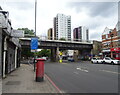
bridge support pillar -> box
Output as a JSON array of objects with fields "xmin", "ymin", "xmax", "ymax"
[
  {"xmin": 56, "ymin": 47, "xmax": 59, "ymax": 62},
  {"xmin": 51, "ymin": 47, "xmax": 59, "ymax": 62},
  {"xmin": 73, "ymin": 50, "xmax": 78, "ymax": 61},
  {"xmin": 51, "ymin": 49, "xmax": 56, "ymax": 62},
  {"xmin": 78, "ymin": 50, "xmax": 91, "ymax": 60}
]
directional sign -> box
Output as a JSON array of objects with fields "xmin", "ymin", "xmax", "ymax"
[
  {"xmin": 59, "ymin": 52, "xmax": 62, "ymax": 56},
  {"xmin": 31, "ymin": 38, "xmax": 38, "ymax": 50}
]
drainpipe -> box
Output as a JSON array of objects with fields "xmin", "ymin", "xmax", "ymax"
[
  {"xmin": 3, "ymin": 36, "xmax": 7, "ymax": 78},
  {"xmin": 15, "ymin": 46, "xmax": 18, "ymax": 69}
]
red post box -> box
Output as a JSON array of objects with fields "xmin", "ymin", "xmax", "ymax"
[{"xmin": 36, "ymin": 59, "xmax": 45, "ymax": 82}]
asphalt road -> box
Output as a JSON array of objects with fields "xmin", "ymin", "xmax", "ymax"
[{"xmin": 45, "ymin": 61, "xmax": 119, "ymax": 93}]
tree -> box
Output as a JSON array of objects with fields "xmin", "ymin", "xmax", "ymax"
[
  {"xmin": 37, "ymin": 49, "xmax": 51, "ymax": 57},
  {"xmin": 21, "ymin": 48, "xmax": 34, "ymax": 59},
  {"xmin": 19, "ymin": 28, "xmax": 35, "ymax": 59},
  {"xmin": 18, "ymin": 28, "xmax": 34, "ymax": 35},
  {"xmin": 59, "ymin": 37, "xmax": 66, "ymax": 41}
]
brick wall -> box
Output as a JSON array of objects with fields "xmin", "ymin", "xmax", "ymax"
[{"xmin": 102, "ymin": 28, "xmax": 120, "ymax": 50}]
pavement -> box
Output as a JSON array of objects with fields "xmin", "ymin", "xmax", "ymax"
[{"xmin": 2, "ymin": 63, "xmax": 61, "ymax": 94}]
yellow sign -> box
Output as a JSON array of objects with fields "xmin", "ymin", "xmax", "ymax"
[{"xmin": 60, "ymin": 52, "xmax": 62, "ymax": 55}]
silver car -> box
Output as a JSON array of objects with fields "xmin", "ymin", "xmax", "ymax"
[
  {"xmin": 91, "ymin": 57, "xmax": 103, "ymax": 64},
  {"xmin": 103, "ymin": 57, "xmax": 120, "ymax": 65}
]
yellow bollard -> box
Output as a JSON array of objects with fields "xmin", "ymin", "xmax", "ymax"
[{"xmin": 59, "ymin": 59, "xmax": 62, "ymax": 63}]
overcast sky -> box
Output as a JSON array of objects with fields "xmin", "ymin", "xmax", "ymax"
[{"xmin": 0, "ymin": 0, "xmax": 119, "ymax": 41}]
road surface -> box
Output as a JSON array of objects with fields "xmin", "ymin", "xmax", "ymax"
[{"xmin": 45, "ymin": 61, "xmax": 119, "ymax": 93}]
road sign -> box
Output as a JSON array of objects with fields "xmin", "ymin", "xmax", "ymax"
[
  {"xmin": 31, "ymin": 38, "xmax": 38, "ymax": 50},
  {"xmin": 59, "ymin": 52, "xmax": 62, "ymax": 56}
]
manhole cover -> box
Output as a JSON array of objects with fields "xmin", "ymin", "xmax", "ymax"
[{"xmin": 5, "ymin": 81, "xmax": 21, "ymax": 85}]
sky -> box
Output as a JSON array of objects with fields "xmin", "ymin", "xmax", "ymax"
[{"xmin": 0, "ymin": 0, "xmax": 119, "ymax": 41}]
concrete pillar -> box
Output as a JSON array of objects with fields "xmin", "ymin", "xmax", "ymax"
[
  {"xmin": 51, "ymin": 47, "xmax": 59, "ymax": 62},
  {"xmin": 78, "ymin": 50, "xmax": 82, "ymax": 60},
  {"xmin": 73, "ymin": 50, "xmax": 78, "ymax": 61},
  {"xmin": 56, "ymin": 47, "xmax": 59, "ymax": 62},
  {"xmin": 51, "ymin": 48, "xmax": 56, "ymax": 62},
  {"xmin": 78, "ymin": 50, "xmax": 86, "ymax": 60}
]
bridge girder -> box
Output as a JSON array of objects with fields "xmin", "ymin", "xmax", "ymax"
[{"xmin": 20, "ymin": 39, "xmax": 93, "ymax": 50}]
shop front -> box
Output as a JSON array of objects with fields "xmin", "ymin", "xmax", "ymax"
[
  {"xmin": 111, "ymin": 48, "xmax": 120, "ymax": 60},
  {"xmin": 102, "ymin": 49, "xmax": 111, "ymax": 58}
]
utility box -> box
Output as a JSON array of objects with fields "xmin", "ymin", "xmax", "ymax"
[{"xmin": 36, "ymin": 59, "xmax": 45, "ymax": 82}]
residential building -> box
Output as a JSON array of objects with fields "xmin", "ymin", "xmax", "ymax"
[
  {"xmin": 53, "ymin": 17, "xmax": 56, "ymax": 40},
  {"xmin": 102, "ymin": 22, "xmax": 120, "ymax": 60},
  {"xmin": 53, "ymin": 13, "xmax": 71, "ymax": 40},
  {"xmin": 47, "ymin": 28, "xmax": 53, "ymax": 40},
  {"xmin": 73, "ymin": 26, "xmax": 89, "ymax": 42}
]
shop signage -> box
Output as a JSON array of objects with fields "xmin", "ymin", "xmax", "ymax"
[{"xmin": 111, "ymin": 48, "xmax": 120, "ymax": 51}]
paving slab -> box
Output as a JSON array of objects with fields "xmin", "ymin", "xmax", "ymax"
[{"xmin": 2, "ymin": 64, "xmax": 60, "ymax": 94}]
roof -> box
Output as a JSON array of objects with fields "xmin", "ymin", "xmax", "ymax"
[{"xmin": 102, "ymin": 27, "xmax": 112, "ymax": 35}]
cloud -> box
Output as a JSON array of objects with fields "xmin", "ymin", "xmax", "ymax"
[
  {"xmin": 6, "ymin": 2, "xmax": 34, "ymax": 10},
  {"xmin": 67, "ymin": 2, "xmax": 118, "ymax": 18},
  {"xmin": 66, "ymin": 2, "xmax": 118, "ymax": 41},
  {"xmin": 0, "ymin": 1, "xmax": 118, "ymax": 41}
]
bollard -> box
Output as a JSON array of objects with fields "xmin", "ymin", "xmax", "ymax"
[{"xmin": 36, "ymin": 59, "xmax": 45, "ymax": 82}]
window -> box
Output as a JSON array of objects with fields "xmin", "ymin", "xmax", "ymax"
[
  {"xmin": 106, "ymin": 34, "xmax": 108, "ymax": 39},
  {"xmin": 105, "ymin": 57, "xmax": 110, "ymax": 60}
]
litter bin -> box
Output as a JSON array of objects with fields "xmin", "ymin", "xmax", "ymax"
[{"xmin": 36, "ymin": 59, "xmax": 45, "ymax": 82}]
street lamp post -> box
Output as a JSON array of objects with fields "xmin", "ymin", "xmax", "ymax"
[
  {"xmin": 33, "ymin": 0, "xmax": 37, "ymax": 72},
  {"xmin": 35, "ymin": 0, "xmax": 37, "ymax": 37}
]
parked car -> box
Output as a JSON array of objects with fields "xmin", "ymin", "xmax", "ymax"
[
  {"xmin": 103, "ymin": 57, "xmax": 120, "ymax": 65},
  {"xmin": 91, "ymin": 57, "xmax": 103, "ymax": 64},
  {"xmin": 68, "ymin": 56, "xmax": 74, "ymax": 62}
]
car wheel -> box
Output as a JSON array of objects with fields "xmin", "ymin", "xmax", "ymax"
[
  {"xmin": 102, "ymin": 61, "xmax": 105, "ymax": 64},
  {"xmin": 97, "ymin": 61, "xmax": 98, "ymax": 64},
  {"xmin": 111, "ymin": 61, "xmax": 114, "ymax": 65}
]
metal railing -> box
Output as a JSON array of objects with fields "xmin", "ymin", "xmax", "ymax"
[{"xmin": 37, "ymin": 35, "xmax": 93, "ymax": 43}]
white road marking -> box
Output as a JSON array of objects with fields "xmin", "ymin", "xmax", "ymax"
[
  {"xmin": 76, "ymin": 67, "xmax": 80, "ymax": 70},
  {"xmin": 74, "ymin": 72, "xmax": 79, "ymax": 74},
  {"xmin": 76, "ymin": 67, "xmax": 89, "ymax": 73},
  {"xmin": 100, "ymin": 70, "xmax": 120, "ymax": 74}
]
